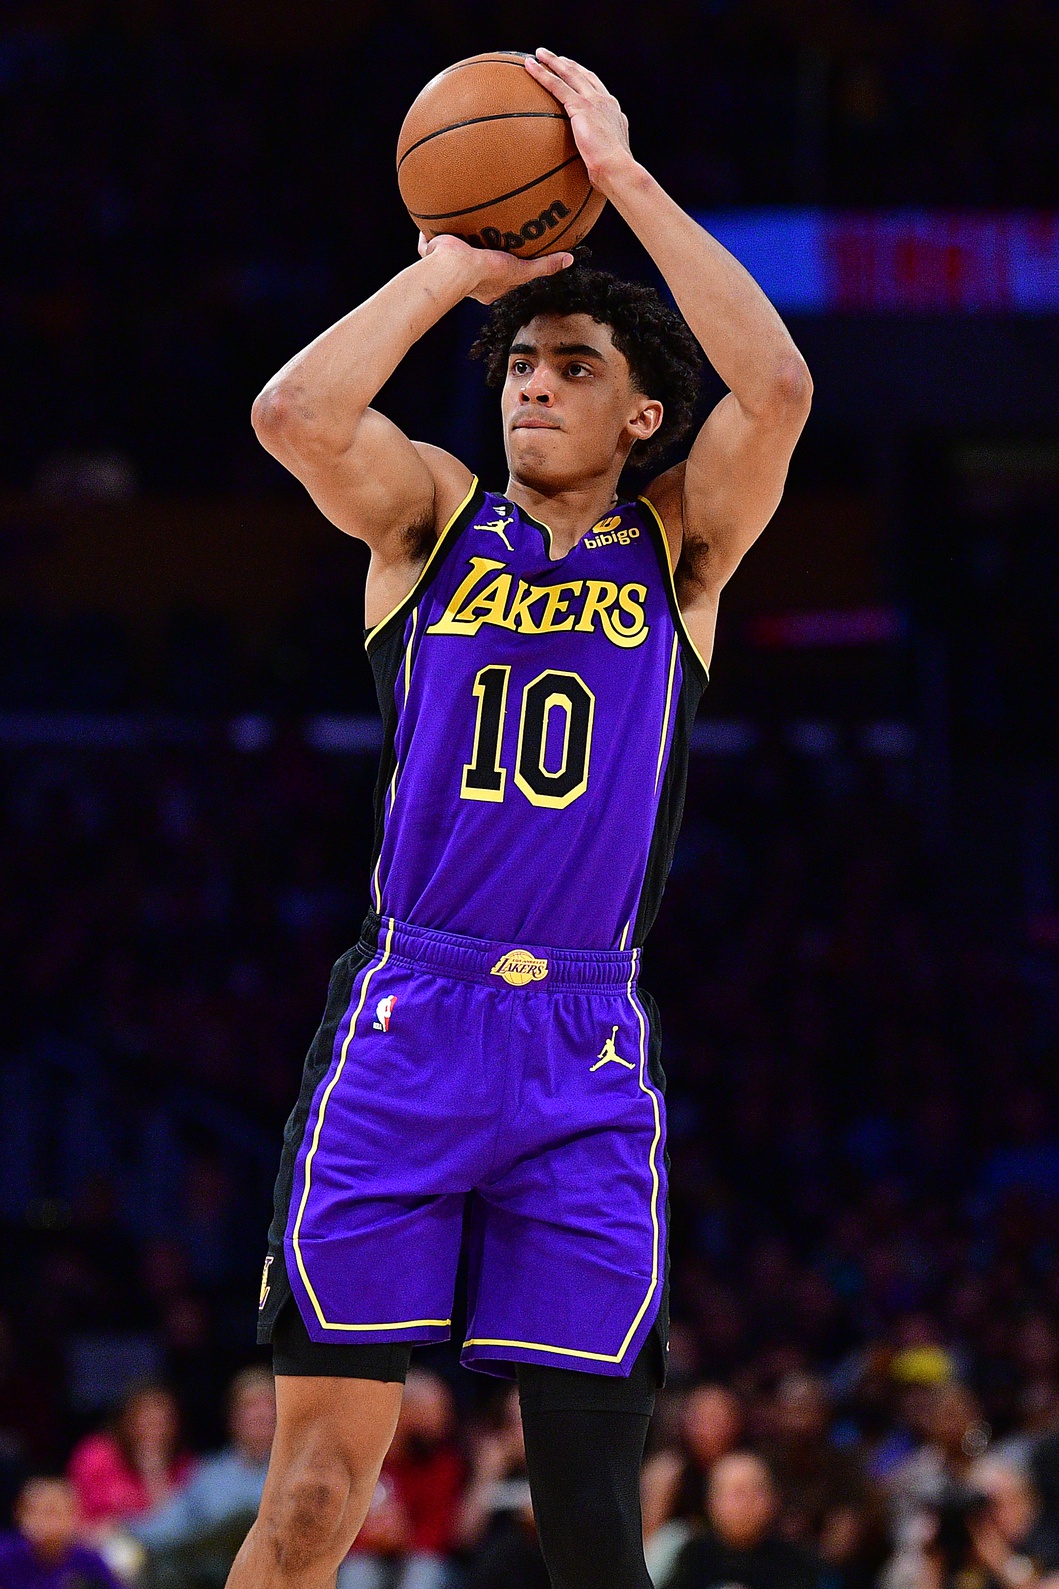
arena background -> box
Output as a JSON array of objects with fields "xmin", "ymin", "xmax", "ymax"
[{"xmin": 3, "ymin": 4, "xmax": 1059, "ymax": 1587}]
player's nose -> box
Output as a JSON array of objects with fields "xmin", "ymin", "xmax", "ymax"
[{"xmin": 519, "ymin": 366, "xmax": 555, "ymax": 404}]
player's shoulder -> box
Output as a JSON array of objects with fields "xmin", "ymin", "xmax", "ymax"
[
  {"xmin": 410, "ymin": 442, "xmax": 478, "ymax": 539},
  {"xmin": 638, "ymin": 460, "xmax": 686, "ymax": 569}
]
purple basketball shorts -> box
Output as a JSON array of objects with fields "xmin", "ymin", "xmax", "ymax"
[{"xmin": 270, "ymin": 913, "xmax": 668, "ymax": 1378}]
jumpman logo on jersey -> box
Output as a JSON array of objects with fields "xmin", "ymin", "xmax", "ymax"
[
  {"xmin": 590, "ymin": 1026, "xmax": 635, "ymax": 1072},
  {"xmin": 479, "ymin": 506, "xmax": 514, "ymax": 551}
]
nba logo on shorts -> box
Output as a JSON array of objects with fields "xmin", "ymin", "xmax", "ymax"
[{"xmin": 374, "ymin": 995, "xmax": 397, "ymax": 1032}]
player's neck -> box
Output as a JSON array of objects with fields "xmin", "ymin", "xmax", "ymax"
[{"xmin": 504, "ymin": 474, "xmax": 623, "ymax": 559}]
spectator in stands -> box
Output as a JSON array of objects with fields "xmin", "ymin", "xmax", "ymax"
[
  {"xmin": 337, "ymin": 1470, "xmax": 411, "ymax": 1589},
  {"xmin": 762, "ymin": 1372, "xmax": 884, "ymax": 1586},
  {"xmin": 967, "ymin": 1455, "xmax": 1049, "ymax": 1584},
  {"xmin": 68, "ymin": 1383, "xmax": 191, "ymax": 1537},
  {"xmin": 0, "ymin": 1475, "xmax": 122, "ymax": 1589},
  {"xmin": 666, "ymin": 1450, "xmax": 822, "ymax": 1589},
  {"xmin": 388, "ymin": 1370, "xmax": 463, "ymax": 1574},
  {"xmin": 880, "ymin": 1451, "xmax": 1051, "ymax": 1589},
  {"xmin": 463, "ymin": 1496, "xmax": 548, "ymax": 1589},
  {"xmin": 130, "ymin": 1366, "xmax": 274, "ymax": 1583},
  {"xmin": 642, "ymin": 1384, "xmax": 743, "ymax": 1584},
  {"xmin": 868, "ymin": 1345, "xmax": 961, "ymax": 1484},
  {"xmin": 889, "ymin": 1383, "xmax": 991, "ymax": 1526},
  {"xmin": 457, "ymin": 1387, "xmax": 544, "ymax": 1586},
  {"xmin": 341, "ymin": 1368, "xmax": 463, "ymax": 1589},
  {"xmin": 1028, "ymin": 1427, "xmax": 1059, "ymax": 1573}
]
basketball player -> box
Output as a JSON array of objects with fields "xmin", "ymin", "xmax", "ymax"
[{"xmin": 235, "ymin": 47, "xmax": 810, "ymax": 1589}]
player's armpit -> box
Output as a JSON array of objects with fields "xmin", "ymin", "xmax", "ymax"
[
  {"xmin": 362, "ymin": 440, "xmax": 476, "ymax": 631},
  {"xmin": 641, "ymin": 463, "xmax": 720, "ymax": 672}
]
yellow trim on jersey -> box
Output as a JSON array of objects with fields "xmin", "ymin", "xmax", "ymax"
[
  {"xmin": 365, "ymin": 476, "xmax": 479, "ymax": 649},
  {"xmin": 636, "ymin": 494, "xmax": 711, "ymax": 681},
  {"xmin": 655, "ymin": 632, "xmax": 680, "ymax": 792},
  {"xmin": 403, "ymin": 604, "xmax": 418, "ymax": 699},
  {"xmin": 291, "ymin": 918, "xmax": 453, "ymax": 1333},
  {"xmin": 463, "ymin": 949, "xmax": 663, "ymax": 1367}
]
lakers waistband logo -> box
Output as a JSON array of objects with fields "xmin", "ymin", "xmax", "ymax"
[
  {"xmin": 590, "ymin": 1025, "xmax": 636, "ymax": 1071},
  {"xmin": 491, "ymin": 949, "xmax": 549, "ymax": 987}
]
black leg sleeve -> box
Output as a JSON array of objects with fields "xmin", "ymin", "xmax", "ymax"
[{"xmin": 518, "ymin": 1402, "xmax": 654, "ymax": 1589}]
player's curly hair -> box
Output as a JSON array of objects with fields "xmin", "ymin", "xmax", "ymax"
[{"xmin": 469, "ymin": 263, "xmax": 703, "ymax": 467}]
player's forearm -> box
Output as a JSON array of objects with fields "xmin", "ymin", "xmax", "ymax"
[
  {"xmin": 604, "ymin": 162, "xmax": 811, "ymax": 417},
  {"xmin": 252, "ymin": 249, "xmax": 480, "ymax": 455}
]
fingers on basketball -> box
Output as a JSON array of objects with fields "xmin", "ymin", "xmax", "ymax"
[{"xmin": 533, "ymin": 49, "xmax": 609, "ymax": 100}]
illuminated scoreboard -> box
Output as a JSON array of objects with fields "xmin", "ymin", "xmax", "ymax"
[{"xmin": 695, "ymin": 211, "xmax": 1059, "ymax": 313}]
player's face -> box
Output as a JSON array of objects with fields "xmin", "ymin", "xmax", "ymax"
[{"xmin": 501, "ymin": 314, "xmax": 662, "ymax": 489}]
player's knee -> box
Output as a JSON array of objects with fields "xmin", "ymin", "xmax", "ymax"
[
  {"xmin": 545, "ymin": 1497, "xmax": 643, "ymax": 1576},
  {"xmin": 268, "ymin": 1457, "xmax": 353, "ymax": 1572}
]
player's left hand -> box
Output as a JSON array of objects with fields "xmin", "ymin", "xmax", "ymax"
[{"xmin": 524, "ymin": 48, "xmax": 635, "ymax": 198}]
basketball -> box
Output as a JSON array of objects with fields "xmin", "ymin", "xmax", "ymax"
[{"xmin": 397, "ymin": 51, "xmax": 606, "ymax": 258}]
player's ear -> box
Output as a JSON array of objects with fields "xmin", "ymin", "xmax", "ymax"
[{"xmin": 628, "ymin": 398, "xmax": 663, "ymax": 444}]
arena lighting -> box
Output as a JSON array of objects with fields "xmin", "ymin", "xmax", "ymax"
[
  {"xmin": 748, "ymin": 606, "xmax": 906, "ymax": 647},
  {"xmin": 694, "ymin": 210, "xmax": 1059, "ymax": 312}
]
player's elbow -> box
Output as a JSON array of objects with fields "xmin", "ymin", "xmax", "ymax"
[
  {"xmin": 251, "ymin": 381, "xmax": 303, "ymax": 451},
  {"xmin": 763, "ymin": 353, "xmax": 813, "ymax": 421},
  {"xmin": 252, "ymin": 379, "xmax": 360, "ymax": 469}
]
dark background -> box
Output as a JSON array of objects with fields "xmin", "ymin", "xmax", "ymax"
[{"xmin": 2, "ymin": 0, "xmax": 1059, "ymax": 1566}]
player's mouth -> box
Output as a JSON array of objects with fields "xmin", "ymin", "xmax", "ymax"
[{"xmin": 512, "ymin": 416, "xmax": 562, "ymax": 430}]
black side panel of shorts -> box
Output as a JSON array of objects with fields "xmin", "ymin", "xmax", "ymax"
[
  {"xmin": 272, "ymin": 1299, "xmax": 412, "ymax": 1382},
  {"xmin": 256, "ymin": 926, "xmax": 378, "ymax": 1345},
  {"xmin": 517, "ymin": 1331, "xmax": 663, "ymax": 1415},
  {"xmin": 639, "ymin": 981, "xmax": 670, "ymax": 1387}
]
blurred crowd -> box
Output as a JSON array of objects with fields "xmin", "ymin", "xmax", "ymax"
[
  {"xmin": 0, "ymin": 731, "xmax": 1058, "ymax": 1586},
  {"xmin": 14, "ymin": 1324, "xmax": 1059, "ymax": 1588},
  {"xmin": 5, "ymin": 0, "xmax": 1059, "ymax": 493}
]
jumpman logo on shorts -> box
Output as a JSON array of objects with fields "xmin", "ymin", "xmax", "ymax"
[
  {"xmin": 479, "ymin": 508, "xmax": 514, "ymax": 551},
  {"xmin": 590, "ymin": 1026, "xmax": 635, "ymax": 1072}
]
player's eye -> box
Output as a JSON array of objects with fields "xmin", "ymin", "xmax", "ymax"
[
  {"xmin": 567, "ymin": 363, "xmax": 590, "ymax": 377},
  {"xmin": 511, "ymin": 359, "xmax": 532, "ymax": 375}
]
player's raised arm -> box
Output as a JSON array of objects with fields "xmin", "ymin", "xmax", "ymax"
[
  {"xmin": 525, "ymin": 49, "xmax": 813, "ymax": 655},
  {"xmin": 251, "ymin": 239, "xmax": 571, "ymax": 620}
]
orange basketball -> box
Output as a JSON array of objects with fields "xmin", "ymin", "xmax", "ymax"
[{"xmin": 397, "ymin": 51, "xmax": 606, "ymax": 259}]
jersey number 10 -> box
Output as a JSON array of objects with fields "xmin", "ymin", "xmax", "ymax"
[{"xmin": 461, "ymin": 666, "xmax": 596, "ymax": 811}]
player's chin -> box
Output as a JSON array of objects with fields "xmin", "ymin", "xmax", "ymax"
[{"xmin": 509, "ymin": 430, "xmax": 573, "ymax": 478}]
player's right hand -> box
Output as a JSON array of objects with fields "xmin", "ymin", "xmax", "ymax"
[{"xmin": 418, "ymin": 231, "xmax": 572, "ymax": 305}]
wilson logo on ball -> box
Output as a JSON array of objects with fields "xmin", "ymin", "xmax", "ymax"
[{"xmin": 455, "ymin": 199, "xmax": 571, "ymax": 254}]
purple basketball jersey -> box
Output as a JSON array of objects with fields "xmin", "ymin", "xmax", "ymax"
[{"xmin": 364, "ymin": 483, "xmax": 708, "ymax": 950}]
